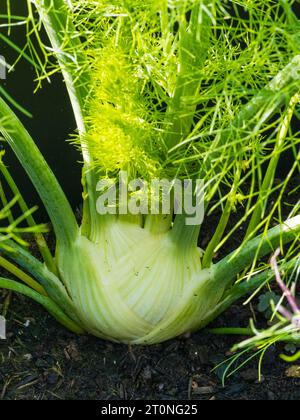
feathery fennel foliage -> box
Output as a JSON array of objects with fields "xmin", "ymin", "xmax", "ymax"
[
  {"xmin": 0, "ymin": 0, "xmax": 299, "ymax": 344},
  {"xmin": 212, "ymin": 249, "xmax": 300, "ymax": 383}
]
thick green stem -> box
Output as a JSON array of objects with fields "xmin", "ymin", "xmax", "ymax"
[
  {"xmin": 202, "ymin": 199, "xmax": 232, "ymax": 268},
  {"xmin": 171, "ymin": 214, "xmax": 200, "ymax": 251},
  {"xmin": 200, "ymin": 269, "xmax": 273, "ymax": 330},
  {"xmin": 208, "ymin": 327, "xmax": 255, "ymax": 336},
  {"xmin": 0, "ymin": 236, "xmax": 83, "ymax": 327},
  {"xmin": 32, "ymin": 0, "xmax": 99, "ymax": 236},
  {"xmin": 0, "ymin": 255, "xmax": 46, "ymax": 295},
  {"xmin": 214, "ymin": 216, "xmax": 300, "ymax": 286},
  {"xmin": 32, "ymin": 0, "xmax": 88, "ymax": 131},
  {"xmin": 0, "ymin": 277, "xmax": 84, "ymax": 334},
  {"xmin": 165, "ymin": 1, "xmax": 213, "ymax": 149},
  {"xmin": 144, "ymin": 214, "xmax": 173, "ymax": 235},
  {"xmin": 0, "ymin": 97, "xmax": 78, "ymax": 245}
]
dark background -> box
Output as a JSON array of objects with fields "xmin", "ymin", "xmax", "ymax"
[
  {"xmin": 0, "ymin": 3, "xmax": 298, "ymax": 222},
  {"xmin": 0, "ymin": 2, "xmax": 81, "ymax": 221}
]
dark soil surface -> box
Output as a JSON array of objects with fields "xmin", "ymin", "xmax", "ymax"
[{"xmin": 1, "ymin": 292, "xmax": 300, "ymax": 401}]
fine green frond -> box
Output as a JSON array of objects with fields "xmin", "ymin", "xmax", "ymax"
[
  {"xmin": 5, "ymin": 2, "xmax": 300, "ymax": 183},
  {"xmin": 212, "ymin": 253, "xmax": 300, "ymax": 382},
  {"xmin": 0, "ymin": 194, "xmax": 47, "ymax": 247},
  {"xmin": 0, "ymin": 151, "xmax": 57, "ymax": 272}
]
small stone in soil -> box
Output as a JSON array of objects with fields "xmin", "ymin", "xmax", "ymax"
[
  {"xmin": 192, "ymin": 386, "xmax": 215, "ymax": 395},
  {"xmin": 286, "ymin": 365, "xmax": 300, "ymax": 378}
]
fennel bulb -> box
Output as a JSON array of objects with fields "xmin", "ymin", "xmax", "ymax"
[
  {"xmin": 0, "ymin": 0, "xmax": 299, "ymax": 345},
  {"xmin": 58, "ymin": 223, "xmax": 215, "ymax": 344}
]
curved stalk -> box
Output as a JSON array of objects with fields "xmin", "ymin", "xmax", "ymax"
[
  {"xmin": 0, "ymin": 256, "xmax": 46, "ymax": 295},
  {"xmin": 0, "ymin": 86, "xmax": 33, "ymax": 118},
  {"xmin": 32, "ymin": 0, "xmax": 99, "ymax": 235},
  {"xmin": 215, "ymin": 216, "xmax": 300, "ymax": 287},
  {"xmin": 0, "ymin": 181, "xmax": 14, "ymax": 225},
  {"xmin": 206, "ymin": 254, "xmax": 300, "ymax": 330},
  {"xmin": 171, "ymin": 215, "xmax": 201, "ymax": 251},
  {"xmin": 0, "ymin": 277, "xmax": 84, "ymax": 334},
  {"xmin": 0, "ymin": 96, "xmax": 78, "ymax": 245},
  {"xmin": 202, "ymin": 270, "xmax": 272, "ymax": 330},
  {"xmin": 0, "ymin": 236, "xmax": 83, "ymax": 327},
  {"xmin": 194, "ymin": 57, "xmax": 300, "ymax": 251},
  {"xmin": 202, "ymin": 168, "xmax": 241, "ymax": 268}
]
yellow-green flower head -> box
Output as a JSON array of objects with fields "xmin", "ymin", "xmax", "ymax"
[{"xmin": 84, "ymin": 45, "xmax": 165, "ymax": 180}]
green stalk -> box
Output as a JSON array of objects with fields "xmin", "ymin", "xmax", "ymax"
[
  {"xmin": 246, "ymin": 94, "xmax": 299, "ymax": 238},
  {"xmin": 32, "ymin": 0, "xmax": 99, "ymax": 235},
  {"xmin": 0, "ymin": 160, "xmax": 57, "ymax": 273},
  {"xmin": 0, "ymin": 277, "xmax": 84, "ymax": 334},
  {"xmin": 279, "ymin": 0, "xmax": 299, "ymax": 24},
  {"xmin": 0, "ymin": 236, "xmax": 84, "ymax": 327},
  {"xmin": 0, "ymin": 256, "xmax": 46, "ymax": 295},
  {"xmin": 165, "ymin": 1, "xmax": 213, "ymax": 149},
  {"xmin": 0, "ymin": 181, "xmax": 14, "ymax": 225},
  {"xmin": 0, "ymin": 97, "xmax": 78, "ymax": 245},
  {"xmin": 144, "ymin": 214, "xmax": 173, "ymax": 235},
  {"xmin": 0, "ymin": 32, "xmax": 41, "ymax": 70},
  {"xmin": 214, "ymin": 216, "xmax": 300, "ymax": 287},
  {"xmin": 200, "ymin": 269, "xmax": 273, "ymax": 330},
  {"xmin": 0, "ymin": 86, "xmax": 32, "ymax": 118},
  {"xmin": 207, "ymin": 256, "xmax": 299, "ymax": 337},
  {"xmin": 202, "ymin": 168, "xmax": 241, "ymax": 268},
  {"xmin": 31, "ymin": 0, "xmax": 89, "ymax": 130},
  {"xmin": 202, "ymin": 198, "xmax": 232, "ymax": 268},
  {"xmin": 171, "ymin": 214, "xmax": 200, "ymax": 251},
  {"xmin": 208, "ymin": 328, "xmax": 255, "ymax": 336}
]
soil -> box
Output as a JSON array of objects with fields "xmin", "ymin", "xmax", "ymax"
[{"xmin": 1, "ymin": 285, "xmax": 300, "ymax": 400}]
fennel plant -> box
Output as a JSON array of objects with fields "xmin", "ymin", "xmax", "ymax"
[
  {"xmin": 0, "ymin": 0, "xmax": 299, "ymax": 344},
  {"xmin": 212, "ymin": 250, "xmax": 300, "ymax": 383}
]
